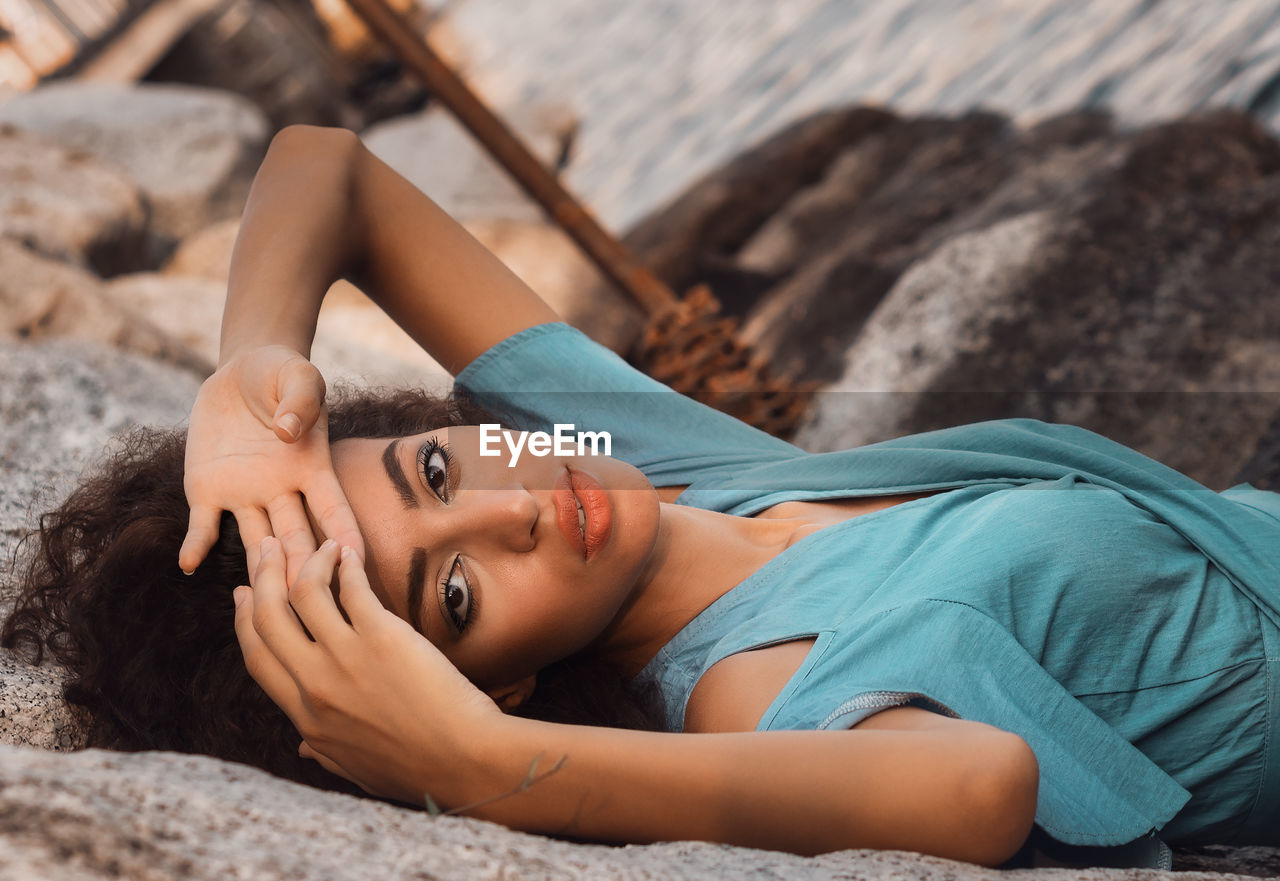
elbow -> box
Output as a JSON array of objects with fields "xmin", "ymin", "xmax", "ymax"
[
  {"xmin": 269, "ymin": 124, "xmax": 362, "ymax": 165},
  {"xmin": 961, "ymin": 732, "xmax": 1039, "ymax": 867}
]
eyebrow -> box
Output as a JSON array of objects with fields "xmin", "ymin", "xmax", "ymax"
[
  {"xmin": 382, "ymin": 439, "xmax": 419, "ymax": 509},
  {"xmin": 382, "ymin": 438, "xmax": 429, "ymax": 637},
  {"xmin": 406, "ymin": 548, "xmax": 427, "ymax": 637}
]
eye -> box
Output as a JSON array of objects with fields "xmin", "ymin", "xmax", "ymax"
[
  {"xmin": 417, "ymin": 440, "xmax": 453, "ymax": 502},
  {"xmin": 439, "ymin": 555, "xmax": 474, "ymax": 633}
]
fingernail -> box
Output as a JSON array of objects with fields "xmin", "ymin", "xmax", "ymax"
[
  {"xmin": 233, "ymin": 587, "xmax": 246, "ymax": 607},
  {"xmin": 261, "ymin": 536, "xmax": 276, "ymax": 554},
  {"xmin": 320, "ymin": 538, "xmax": 336, "ymax": 551},
  {"xmin": 277, "ymin": 413, "xmax": 301, "ymax": 439},
  {"xmin": 340, "ymin": 545, "xmax": 353, "ymax": 561},
  {"xmin": 181, "ymin": 567, "xmax": 194, "ymax": 576}
]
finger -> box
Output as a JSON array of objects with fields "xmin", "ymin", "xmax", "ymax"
[
  {"xmin": 337, "ymin": 545, "xmax": 392, "ymax": 632},
  {"xmin": 251, "ymin": 537, "xmax": 318, "ymax": 660},
  {"xmin": 298, "ymin": 740, "xmax": 367, "ymax": 791},
  {"xmin": 234, "ymin": 508, "xmax": 273, "ymax": 581},
  {"xmin": 272, "ymin": 357, "xmax": 326, "ymax": 443},
  {"xmin": 287, "ymin": 540, "xmax": 350, "ymax": 645},
  {"xmin": 304, "ymin": 472, "xmax": 366, "ymax": 563},
  {"xmin": 178, "ymin": 504, "xmax": 222, "ymax": 574},
  {"xmin": 232, "ymin": 585, "xmax": 304, "ymax": 717},
  {"xmin": 264, "ymin": 495, "xmax": 319, "ymax": 585}
]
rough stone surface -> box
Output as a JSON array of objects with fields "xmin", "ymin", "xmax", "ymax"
[
  {"xmin": 0, "ymin": 341, "xmax": 199, "ymax": 755},
  {"xmin": 0, "ymin": 126, "xmax": 147, "ymax": 276},
  {"xmin": 159, "ymin": 217, "xmax": 241, "ymax": 281},
  {"xmin": 0, "ymin": 339, "xmax": 200, "ymax": 579},
  {"xmin": 0, "ymin": 82, "xmax": 269, "ymax": 262},
  {"xmin": 0, "ymin": 745, "xmax": 1268, "ymax": 881},
  {"xmin": 0, "ymin": 238, "xmax": 211, "ymax": 376}
]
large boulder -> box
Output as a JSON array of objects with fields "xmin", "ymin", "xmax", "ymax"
[
  {"xmin": 0, "ymin": 341, "xmax": 200, "ymax": 752},
  {"xmin": 622, "ymin": 105, "xmax": 1280, "ymax": 488},
  {"xmin": 0, "ymin": 82, "xmax": 270, "ymax": 265},
  {"xmin": 159, "ymin": 217, "xmax": 241, "ymax": 281},
  {"xmin": 793, "ymin": 110, "xmax": 1280, "ymax": 488},
  {"xmin": 0, "ymin": 744, "xmax": 1259, "ymax": 881},
  {"xmin": 0, "ymin": 126, "xmax": 148, "ymax": 276},
  {"xmin": 0, "ymin": 339, "xmax": 200, "ymax": 585},
  {"xmin": 0, "ymin": 238, "xmax": 210, "ymax": 375}
]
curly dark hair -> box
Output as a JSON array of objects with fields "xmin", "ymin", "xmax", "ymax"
[{"xmin": 0, "ymin": 386, "xmax": 661, "ymax": 804}]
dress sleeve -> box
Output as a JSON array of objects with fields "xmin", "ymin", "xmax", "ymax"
[
  {"xmin": 761, "ymin": 598, "xmax": 1192, "ymax": 850},
  {"xmin": 453, "ymin": 322, "xmax": 801, "ymax": 487}
]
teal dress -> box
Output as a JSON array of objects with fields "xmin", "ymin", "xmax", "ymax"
[{"xmin": 455, "ymin": 322, "xmax": 1280, "ymax": 868}]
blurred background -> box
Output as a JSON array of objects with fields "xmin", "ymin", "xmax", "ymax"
[{"xmin": 5, "ymin": 0, "xmax": 1280, "ymax": 497}]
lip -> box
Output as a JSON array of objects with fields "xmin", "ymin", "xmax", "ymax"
[{"xmin": 553, "ymin": 467, "xmax": 612, "ymax": 561}]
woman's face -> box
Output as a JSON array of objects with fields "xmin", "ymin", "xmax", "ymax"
[{"xmin": 329, "ymin": 426, "xmax": 660, "ymax": 691}]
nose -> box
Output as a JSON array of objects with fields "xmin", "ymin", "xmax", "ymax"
[{"xmin": 451, "ymin": 483, "xmax": 538, "ymax": 552}]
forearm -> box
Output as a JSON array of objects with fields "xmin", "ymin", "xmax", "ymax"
[
  {"xmin": 449, "ymin": 716, "xmax": 1037, "ymax": 866},
  {"xmin": 219, "ymin": 124, "xmax": 556, "ymax": 374},
  {"xmin": 220, "ymin": 126, "xmax": 363, "ymax": 365}
]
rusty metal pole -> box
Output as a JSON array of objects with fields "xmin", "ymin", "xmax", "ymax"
[
  {"xmin": 339, "ymin": 0, "xmax": 678, "ymax": 317},
  {"xmin": 338, "ymin": 0, "xmax": 813, "ymax": 437}
]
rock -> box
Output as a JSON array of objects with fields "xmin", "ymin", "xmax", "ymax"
[
  {"xmin": 790, "ymin": 110, "xmax": 1280, "ymax": 488},
  {"xmin": 361, "ymin": 104, "xmax": 574, "ymax": 224},
  {"xmin": 102, "ymin": 273, "xmax": 226, "ymax": 372},
  {"xmin": 0, "ymin": 744, "xmax": 1259, "ymax": 881},
  {"xmin": 618, "ymin": 106, "xmax": 897, "ymax": 317},
  {"xmin": 0, "ymin": 655, "xmax": 80, "ymax": 752},
  {"xmin": 160, "ymin": 218, "xmax": 241, "ymax": 281},
  {"xmin": 0, "ymin": 339, "xmax": 201, "ymax": 574},
  {"xmin": 624, "ymin": 103, "xmax": 1280, "ymax": 488},
  {"xmin": 0, "ymin": 82, "xmax": 270, "ymax": 265},
  {"xmin": 0, "ymin": 239, "xmax": 211, "ymax": 376},
  {"xmin": 0, "ymin": 341, "xmax": 200, "ymax": 754},
  {"xmin": 464, "ymin": 217, "xmax": 642, "ymax": 352},
  {"xmin": 0, "ymin": 126, "xmax": 148, "ymax": 276}
]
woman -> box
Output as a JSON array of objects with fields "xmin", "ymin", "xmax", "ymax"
[{"xmin": 8, "ymin": 124, "xmax": 1280, "ymax": 869}]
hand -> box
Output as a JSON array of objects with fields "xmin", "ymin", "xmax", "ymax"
[
  {"xmin": 180, "ymin": 345, "xmax": 364, "ymax": 582},
  {"xmin": 234, "ymin": 537, "xmax": 504, "ymax": 805}
]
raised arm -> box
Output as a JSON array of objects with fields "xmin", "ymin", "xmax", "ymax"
[
  {"xmin": 237, "ymin": 538, "xmax": 1040, "ymax": 867},
  {"xmin": 182, "ymin": 124, "xmax": 559, "ymax": 577},
  {"xmin": 219, "ymin": 124, "xmax": 558, "ymax": 373}
]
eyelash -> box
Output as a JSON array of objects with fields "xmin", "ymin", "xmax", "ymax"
[
  {"xmin": 417, "ymin": 439, "xmax": 454, "ymax": 503},
  {"xmin": 439, "ymin": 554, "xmax": 479, "ymax": 633},
  {"xmin": 417, "ymin": 438, "xmax": 477, "ymax": 633}
]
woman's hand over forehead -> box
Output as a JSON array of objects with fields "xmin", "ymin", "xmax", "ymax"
[
  {"xmin": 234, "ymin": 537, "xmax": 504, "ymax": 806},
  {"xmin": 180, "ymin": 345, "xmax": 365, "ymax": 582}
]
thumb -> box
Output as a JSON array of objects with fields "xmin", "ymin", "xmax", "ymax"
[{"xmin": 272, "ymin": 357, "xmax": 326, "ymax": 442}]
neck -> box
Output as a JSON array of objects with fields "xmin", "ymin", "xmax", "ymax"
[{"xmin": 588, "ymin": 502, "xmax": 803, "ymax": 677}]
